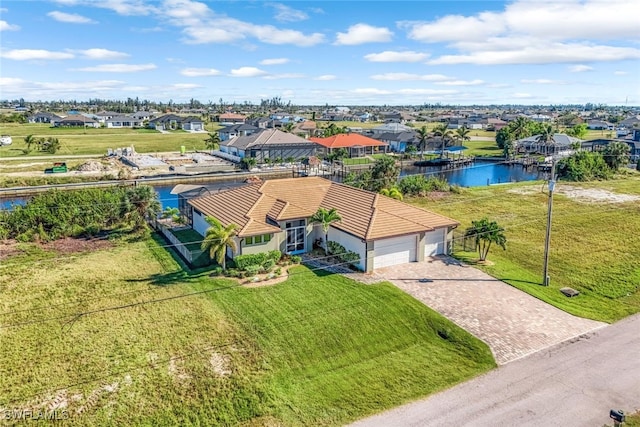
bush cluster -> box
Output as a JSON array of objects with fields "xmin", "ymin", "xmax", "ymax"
[
  {"xmin": 398, "ymin": 175, "xmax": 450, "ymax": 196},
  {"xmin": 233, "ymin": 250, "xmax": 282, "ymax": 270},
  {"xmin": 326, "ymin": 241, "xmax": 361, "ymax": 268},
  {"xmin": 557, "ymin": 151, "xmax": 613, "ymax": 181}
]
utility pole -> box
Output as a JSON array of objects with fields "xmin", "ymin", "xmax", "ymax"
[{"xmin": 542, "ymin": 158, "xmax": 556, "ymax": 286}]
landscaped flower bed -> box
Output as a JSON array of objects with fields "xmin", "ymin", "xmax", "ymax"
[{"xmin": 209, "ymin": 250, "xmax": 302, "ymax": 284}]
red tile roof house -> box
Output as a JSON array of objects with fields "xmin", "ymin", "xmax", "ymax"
[
  {"xmin": 310, "ymin": 133, "xmax": 389, "ymax": 158},
  {"xmin": 188, "ymin": 177, "xmax": 459, "ymax": 273}
]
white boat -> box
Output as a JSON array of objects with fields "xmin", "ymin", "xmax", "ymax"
[{"xmin": 0, "ymin": 135, "xmax": 12, "ymax": 146}]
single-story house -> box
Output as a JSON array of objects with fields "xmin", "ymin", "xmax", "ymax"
[
  {"xmin": 188, "ymin": 177, "xmax": 459, "ymax": 272},
  {"xmin": 310, "ymin": 133, "xmax": 389, "ymax": 158},
  {"xmin": 52, "ymin": 114, "xmax": 100, "ymax": 128},
  {"xmin": 28, "ymin": 112, "xmax": 62, "ymax": 124},
  {"xmin": 219, "ymin": 128, "xmax": 321, "ymax": 161},
  {"xmin": 370, "ymin": 123, "xmax": 413, "ymax": 135},
  {"xmin": 106, "ymin": 116, "xmax": 144, "ymax": 128},
  {"xmin": 218, "ymin": 124, "xmax": 259, "ymax": 141},
  {"xmin": 216, "ymin": 112, "xmax": 247, "ymax": 125},
  {"xmin": 587, "ymin": 120, "xmax": 611, "ymax": 130},
  {"xmin": 148, "ymin": 114, "xmax": 204, "ymax": 131},
  {"xmin": 514, "ymin": 133, "xmax": 581, "ymax": 155},
  {"xmin": 376, "ymin": 131, "xmax": 419, "ymax": 153}
]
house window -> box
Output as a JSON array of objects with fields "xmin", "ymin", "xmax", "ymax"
[{"xmin": 244, "ymin": 234, "xmax": 272, "ymax": 246}]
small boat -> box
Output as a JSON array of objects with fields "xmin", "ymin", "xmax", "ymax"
[{"xmin": 0, "ymin": 135, "xmax": 12, "ymax": 146}]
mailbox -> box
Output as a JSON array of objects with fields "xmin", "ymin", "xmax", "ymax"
[{"xmin": 610, "ymin": 409, "xmax": 625, "ymax": 423}]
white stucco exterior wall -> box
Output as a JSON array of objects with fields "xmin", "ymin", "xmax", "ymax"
[{"xmin": 327, "ymin": 227, "xmax": 366, "ymax": 271}]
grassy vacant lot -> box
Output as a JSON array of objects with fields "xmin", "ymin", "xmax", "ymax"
[
  {"xmin": 0, "ymin": 234, "xmax": 494, "ymax": 426},
  {"xmin": 410, "ymin": 175, "xmax": 640, "ymax": 323},
  {"xmin": 0, "ymin": 122, "xmax": 223, "ymax": 157},
  {"xmin": 463, "ymin": 140, "xmax": 502, "ymax": 157}
]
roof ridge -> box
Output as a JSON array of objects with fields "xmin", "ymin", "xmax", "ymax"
[{"xmin": 363, "ymin": 193, "xmax": 379, "ymax": 240}]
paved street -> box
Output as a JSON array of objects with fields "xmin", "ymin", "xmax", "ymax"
[
  {"xmin": 352, "ymin": 313, "xmax": 640, "ymax": 427},
  {"xmin": 374, "ymin": 257, "xmax": 606, "ymax": 364}
]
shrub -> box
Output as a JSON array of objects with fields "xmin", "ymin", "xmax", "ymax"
[
  {"xmin": 557, "ymin": 151, "xmax": 612, "ymax": 181},
  {"xmin": 209, "ymin": 266, "xmax": 223, "ymax": 276},
  {"xmin": 398, "ymin": 175, "xmax": 450, "ymax": 196},
  {"xmin": 290, "ymin": 255, "xmax": 302, "ymax": 264},
  {"xmin": 274, "ymin": 267, "xmax": 282, "ymax": 276},
  {"xmin": 263, "ymin": 259, "xmax": 276, "ymax": 271},
  {"xmin": 225, "ymin": 268, "xmax": 240, "ymax": 278},
  {"xmin": 340, "ymin": 250, "xmax": 360, "ymax": 264},
  {"xmin": 327, "ymin": 241, "xmax": 345, "ymax": 256},
  {"xmin": 234, "ymin": 253, "xmax": 268, "ymax": 270},
  {"xmin": 245, "ymin": 264, "xmax": 261, "ymax": 275},
  {"xmin": 268, "ymin": 250, "xmax": 282, "ymax": 263}
]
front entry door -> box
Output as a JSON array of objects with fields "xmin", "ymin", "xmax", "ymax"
[{"xmin": 285, "ymin": 220, "xmax": 306, "ymax": 254}]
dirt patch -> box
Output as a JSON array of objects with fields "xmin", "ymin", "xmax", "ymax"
[
  {"xmin": 41, "ymin": 237, "xmax": 114, "ymax": 254},
  {"xmin": 241, "ymin": 267, "xmax": 291, "ymax": 288},
  {"xmin": 209, "ymin": 352, "xmax": 232, "ymax": 377},
  {"xmin": 168, "ymin": 356, "xmax": 192, "ymax": 382},
  {"xmin": 508, "ymin": 184, "xmax": 640, "ymax": 204},
  {"xmin": 0, "ymin": 239, "xmax": 22, "ymax": 260}
]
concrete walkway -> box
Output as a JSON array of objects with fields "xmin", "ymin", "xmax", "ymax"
[{"xmin": 373, "ymin": 256, "xmax": 606, "ymax": 364}]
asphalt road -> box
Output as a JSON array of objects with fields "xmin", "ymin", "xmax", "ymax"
[{"xmin": 352, "ymin": 314, "xmax": 640, "ymax": 427}]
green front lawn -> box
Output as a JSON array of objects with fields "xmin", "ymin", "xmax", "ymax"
[
  {"xmin": 1, "ymin": 234, "xmax": 494, "ymax": 426},
  {"xmin": 410, "ymin": 176, "xmax": 640, "ymax": 323}
]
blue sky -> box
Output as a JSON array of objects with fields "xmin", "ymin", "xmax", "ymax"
[{"xmin": 0, "ymin": 0, "xmax": 638, "ymax": 105}]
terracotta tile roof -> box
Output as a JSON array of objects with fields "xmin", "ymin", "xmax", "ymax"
[
  {"xmin": 310, "ymin": 133, "xmax": 389, "ymax": 149},
  {"xmin": 188, "ymin": 177, "xmax": 458, "ymax": 240},
  {"xmin": 219, "ymin": 113, "xmax": 247, "ymax": 120}
]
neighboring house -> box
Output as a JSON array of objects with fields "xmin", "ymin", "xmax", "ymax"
[
  {"xmin": 27, "ymin": 112, "xmax": 62, "ymax": 124},
  {"xmin": 310, "ymin": 133, "xmax": 389, "ymax": 158},
  {"xmin": 148, "ymin": 114, "xmax": 203, "ymax": 131},
  {"xmin": 149, "ymin": 114, "xmax": 182, "ymax": 131},
  {"xmin": 619, "ymin": 116, "xmax": 640, "ymax": 129},
  {"xmin": 583, "ymin": 138, "xmax": 640, "ymax": 161},
  {"xmin": 188, "ymin": 177, "xmax": 459, "ymax": 272},
  {"xmin": 181, "ymin": 116, "xmax": 205, "ymax": 131},
  {"xmin": 370, "ymin": 123, "xmax": 413, "ymax": 135},
  {"xmin": 376, "ymin": 131, "xmax": 419, "ymax": 152},
  {"xmin": 219, "ymin": 128, "xmax": 321, "ymax": 160},
  {"xmin": 218, "ymin": 124, "xmax": 259, "ymax": 141},
  {"xmin": 248, "ymin": 117, "xmax": 270, "ymax": 129},
  {"xmin": 587, "ymin": 120, "xmax": 611, "ymax": 130},
  {"xmin": 216, "ymin": 113, "xmax": 247, "ymax": 125},
  {"xmin": 514, "ymin": 133, "xmax": 581, "ymax": 155},
  {"xmin": 131, "ymin": 111, "xmax": 154, "ymax": 121},
  {"xmin": 292, "ymin": 120, "xmax": 317, "ymax": 138},
  {"xmin": 105, "ymin": 116, "xmax": 144, "ymax": 128},
  {"xmin": 52, "ymin": 114, "xmax": 100, "ymax": 128},
  {"xmin": 95, "ymin": 111, "xmax": 121, "ymax": 123},
  {"xmin": 486, "ymin": 118, "xmax": 508, "ymax": 131}
]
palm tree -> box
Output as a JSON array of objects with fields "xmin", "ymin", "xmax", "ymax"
[
  {"xmin": 380, "ymin": 187, "xmax": 403, "ymax": 200},
  {"xmin": 433, "ymin": 123, "xmax": 453, "ymax": 159},
  {"xmin": 536, "ymin": 124, "xmax": 555, "ymax": 155},
  {"xmin": 455, "ymin": 126, "xmax": 471, "ymax": 144},
  {"xmin": 43, "ymin": 137, "xmax": 61, "ymax": 154},
  {"xmin": 283, "ymin": 122, "xmax": 295, "ymax": 133},
  {"xmin": 126, "ymin": 185, "xmax": 161, "ymax": 230},
  {"xmin": 200, "ymin": 216, "xmax": 237, "ymax": 270},
  {"xmin": 511, "ymin": 117, "xmax": 530, "ymax": 140},
  {"xmin": 161, "ymin": 207, "xmax": 183, "ymax": 223},
  {"xmin": 204, "ymin": 132, "xmax": 220, "ymax": 152},
  {"xmin": 416, "ymin": 125, "xmax": 429, "ymax": 160},
  {"xmin": 23, "ymin": 134, "xmax": 36, "ymax": 151},
  {"xmin": 310, "ymin": 207, "xmax": 342, "ymax": 255},
  {"xmin": 464, "ymin": 217, "xmax": 507, "ymax": 262}
]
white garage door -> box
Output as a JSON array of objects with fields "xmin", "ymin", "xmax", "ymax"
[
  {"xmin": 425, "ymin": 229, "xmax": 445, "ymax": 256},
  {"xmin": 373, "ymin": 235, "xmax": 417, "ymax": 269}
]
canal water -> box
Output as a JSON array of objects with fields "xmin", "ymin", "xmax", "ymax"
[{"xmin": 1, "ymin": 161, "xmax": 544, "ymax": 211}]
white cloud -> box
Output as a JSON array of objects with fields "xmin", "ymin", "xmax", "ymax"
[
  {"xmin": 160, "ymin": 0, "xmax": 324, "ymax": 46},
  {"xmin": 0, "ymin": 77, "xmax": 128, "ymax": 97},
  {"xmin": 169, "ymin": 83, "xmax": 201, "ymax": 89},
  {"xmin": 180, "ymin": 67, "xmax": 221, "ymax": 77},
  {"xmin": 0, "ymin": 49, "xmax": 74, "ymax": 60},
  {"xmin": 229, "ymin": 67, "xmax": 267, "ymax": 77},
  {"xmin": 352, "ymin": 88, "xmax": 392, "ymax": 95},
  {"xmin": 335, "ymin": 23, "xmax": 393, "ymax": 45},
  {"xmin": 568, "ymin": 64, "xmax": 594, "ymax": 72},
  {"xmin": 513, "ymin": 93, "xmax": 533, "ymax": 98},
  {"xmin": 78, "ymin": 48, "xmax": 129, "ymax": 60},
  {"xmin": 73, "ymin": 63, "xmax": 157, "ymax": 72},
  {"xmin": 314, "ymin": 75, "xmax": 337, "ymax": 81},
  {"xmin": 370, "ymin": 73, "xmax": 451, "ymax": 81},
  {"xmin": 263, "ymin": 73, "xmax": 305, "ymax": 80},
  {"xmin": 521, "ymin": 79, "xmax": 567, "ymax": 85},
  {"xmin": 364, "ymin": 50, "xmax": 429, "ymax": 62},
  {"xmin": 0, "ymin": 20, "xmax": 20, "ymax": 31},
  {"xmin": 428, "ymin": 42, "xmax": 640, "ymax": 65},
  {"xmin": 614, "ymin": 70, "xmax": 628, "ymax": 75},
  {"xmin": 405, "ymin": 0, "xmax": 640, "ymax": 66},
  {"xmin": 0, "ymin": 77, "xmax": 26, "ymax": 86},
  {"xmin": 435, "ymin": 79, "xmax": 485, "ymax": 86},
  {"xmin": 271, "ymin": 4, "xmax": 308, "ymax": 22},
  {"xmin": 401, "ymin": 12, "xmax": 504, "ymax": 43},
  {"xmin": 260, "ymin": 58, "xmax": 289, "ymax": 65},
  {"xmin": 47, "ymin": 11, "xmax": 97, "ymax": 24}
]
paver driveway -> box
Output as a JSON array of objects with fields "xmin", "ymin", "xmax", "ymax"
[{"xmin": 373, "ymin": 256, "xmax": 606, "ymax": 364}]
